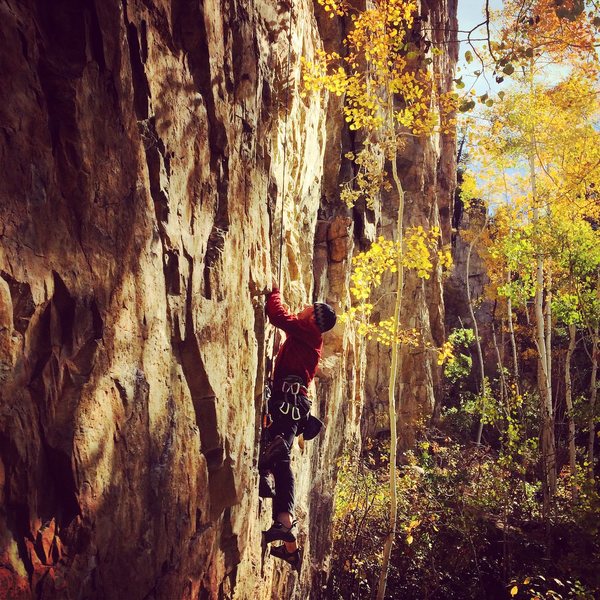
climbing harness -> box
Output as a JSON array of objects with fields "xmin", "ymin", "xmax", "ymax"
[{"xmin": 277, "ymin": 376, "xmax": 309, "ymax": 422}]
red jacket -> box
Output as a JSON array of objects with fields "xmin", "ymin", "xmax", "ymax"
[{"xmin": 266, "ymin": 289, "xmax": 323, "ymax": 388}]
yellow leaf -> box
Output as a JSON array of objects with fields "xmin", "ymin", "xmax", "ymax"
[
  {"xmin": 406, "ymin": 535, "xmax": 413, "ymax": 545},
  {"xmin": 523, "ymin": 578, "xmax": 530, "ymax": 585},
  {"xmin": 510, "ymin": 586, "xmax": 518, "ymax": 596}
]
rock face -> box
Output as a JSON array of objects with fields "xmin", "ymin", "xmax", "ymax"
[
  {"xmin": 445, "ymin": 198, "xmax": 496, "ymax": 393},
  {"xmin": 0, "ymin": 0, "xmax": 456, "ymax": 598}
]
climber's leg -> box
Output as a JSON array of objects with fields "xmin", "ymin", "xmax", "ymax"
[
  {"xmin": 262, "ymin": 400, "xmax": 302, "ymax": 547},
  {"xmin": 272, "ymin": 458, "xmax": 295, "ymax": 522},
  {"xmin": 263, "ymin": 458, "xmax": 298, "ymax": 543},
  {"xmin": 258, "ymin": 470, "xmax": 275, "ymax": 498}
]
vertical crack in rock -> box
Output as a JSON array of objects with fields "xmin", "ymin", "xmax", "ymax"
[
  {"xmin": 202, "ymin": 222, "xmax": 228, "ymax": 300},
  {"xmin": 164, "ymin": 249, "xmax": 181, "ymax": 296},
  {"xmin": 218, "ymin": 508, "xmax": 239, "ymax": 595},
  {"xmin": 139, "ymin": 119, "xmax": 169, "ymax": 223},
  {"xmin": 172, "ymin": 0, "xmax": 228, "ymax": 169},
  {"xmin": 88, "ymin": 0, "xmax": 106, "ymax": 70},
  {"xmin": 139, "ymin": 116, "xmax": 182, "ymax": 315},
  {"xmin": 35, "ymin": 0, "xmax": 87, "ymax": 153},
  {"xmin": 124, "ymin": 11, "xmax": 150, "ymax": 120},
  {"xmin": 39, "ymin": 440, "xmax": 80, "ymax": 527},
  {"xmin": 179, "ymin": 330, "xmax": 239, "ymax": 520},
  {"xmin": 252, "ymin": 300, "xmax": 268, "ymax": 462},
  {"xmin": 172, "ymin": 0, "xmax": 230, "ymax": 302},
  {"xmin": 178, "ymin": 254, "xmax": 237, "ymax": 523},
  {"xmin": 51, "ymin": 272, "xmax": 76, "ymax": 352},
  {"xmin": 20, "ymin": 272, "xmax": 103, "ymax": 543},
  {"xmin": 28, "ymin": 302, "xmax": 53, "ymax": 385},
  {"xmin": 0, "ymin": 432, "xmax": 31, "ymax": 577}
]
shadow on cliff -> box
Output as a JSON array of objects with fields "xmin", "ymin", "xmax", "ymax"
[{"xmin": 0, "ymin": 0, "xmax": 220, "ymax": 597}]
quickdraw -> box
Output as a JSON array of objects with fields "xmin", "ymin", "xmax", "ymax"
[
  {"xmin": 262, "ymin": 382, "xmax": 273, "ymax": 428},
  {"xmin": 282, "ymin": 380, "xmax": 304, "ymax": 395},
  {"xmin": 279, "ymin": 402, "xmax": 302, "ymax": 421}
]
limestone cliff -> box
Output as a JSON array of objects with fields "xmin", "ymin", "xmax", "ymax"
[
  {"xmin": 0, "ymin": 0, "xmax": 457, "ymax": 598},
  {"xmin": 445, "ymin": 197, "xmax": 496, "ymax": 393}
]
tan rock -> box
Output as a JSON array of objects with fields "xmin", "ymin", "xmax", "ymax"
[{"xmin": 0, "ymin": 0, "xmax": 456, "ymax": 598}]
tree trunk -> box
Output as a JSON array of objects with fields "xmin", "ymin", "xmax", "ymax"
[
  {"xmin": 546, "ymin": 284, "xmax": 553, "ymax": 405},
  {"xmin": 466, "ymin": 211, "xmax": 488, "ymax": 445},
  {"xmin": 589, "ymin": 325, "xmax": 599, "ymax": 474},
  {"xmin": 376, "ymin": 146, "xmax": 404, "ymax": 600},
  {"xmin": 506, "ymin": 284, "xmax": 520, "ymax": 394},
  {"xmin": 503, "ymin": 176, "xmax": 519, "ymax": 394},
  {"xmin": 565, "ymin": 323, "xmax": 577, "ymax": 495},
  {"xmin": 491, "ymin": 317, "xmax": 507, "ymax": 409},
  {"xmin": 526, "ymin": 57, "xmax": 556, "ymax": 511},
  {"xmin": 530, "ymin": 143, "xmax": 556, "ymax": 513}
]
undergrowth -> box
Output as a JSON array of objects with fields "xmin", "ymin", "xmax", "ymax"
[{"xmin": 327, "ymin": 431, "xmax": 600, "ymax": 599}]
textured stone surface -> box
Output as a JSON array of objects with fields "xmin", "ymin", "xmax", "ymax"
[
  {"xmin": 0, "ymin": 0, "xmax": 456, "ymax": 598},
  {"xmin": 445, "ymin": 199, "xmax": 496, "ymax": 392}
]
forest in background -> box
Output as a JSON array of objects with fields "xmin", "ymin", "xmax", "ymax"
[{"xmin": 303, "ymin": 1, "xmax": 600, "ymax": 598}]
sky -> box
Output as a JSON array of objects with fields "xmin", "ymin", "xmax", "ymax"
[
  {"xmin": 457, "ymin": 0, "xmax": 503, "ymax": 39},
  {"xmin": 456, "ymin": 0, "xmax": 504, "ymax": 95}
]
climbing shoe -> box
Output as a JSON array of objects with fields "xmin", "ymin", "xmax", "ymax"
[
  {"xmin": 263, "ymin": 520, "xmax": 297, "ymax": 543},
  {"xmin": 258, "ymin": 435, "xmax": 289, "ymax": 471},
  {"xmin": 258, "ymin": 473, "xmax": 275, "ymax": 498},
  {"xmin": 270, "ymin": 544, "xmax": 303, "ymax": 573}
]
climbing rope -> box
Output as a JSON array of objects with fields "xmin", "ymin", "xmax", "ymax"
[
  {"xmin": 277, "ymin": 0, "xmax": 295, "ymax": 290},
  {"xmin": 259, "ymin": 1, "xmax": 295, "ymax": 450}
]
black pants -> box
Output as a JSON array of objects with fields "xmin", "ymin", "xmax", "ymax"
[{"xmin": 263, "ymin": 392, "xmax": 310, "ymax": 519}]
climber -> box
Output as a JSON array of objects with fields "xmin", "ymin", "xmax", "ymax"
[{"xmin": 258, "ymin": 283, "xmax": 336, "ymax": 571}]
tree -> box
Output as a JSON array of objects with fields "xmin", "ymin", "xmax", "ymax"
[
  {"xmin": 465, "ymin": 70, "xmax": 600, "ymax": 512},
  {"xmin": 303, "ymin": 1, "xmax": 454, "ymax": 596},
  {"xmin": 550, "ymin": 212, "xmax": 600, "ymax": 486},
  {"xmin": 454, "ymin": 0, "xmax": 599, "ymax": 106}
]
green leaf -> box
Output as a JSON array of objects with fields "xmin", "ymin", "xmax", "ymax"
[
  {"xmin": 465, "ymin": 50, "xmax": 473, "ymax": 63},
  {"xmin": 458, "ymin": 100, "xmax": 476, "ymax": 112},
  {"xmin": 454, "ymin": 77, "xmax": 465, "ymax": 89}
]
